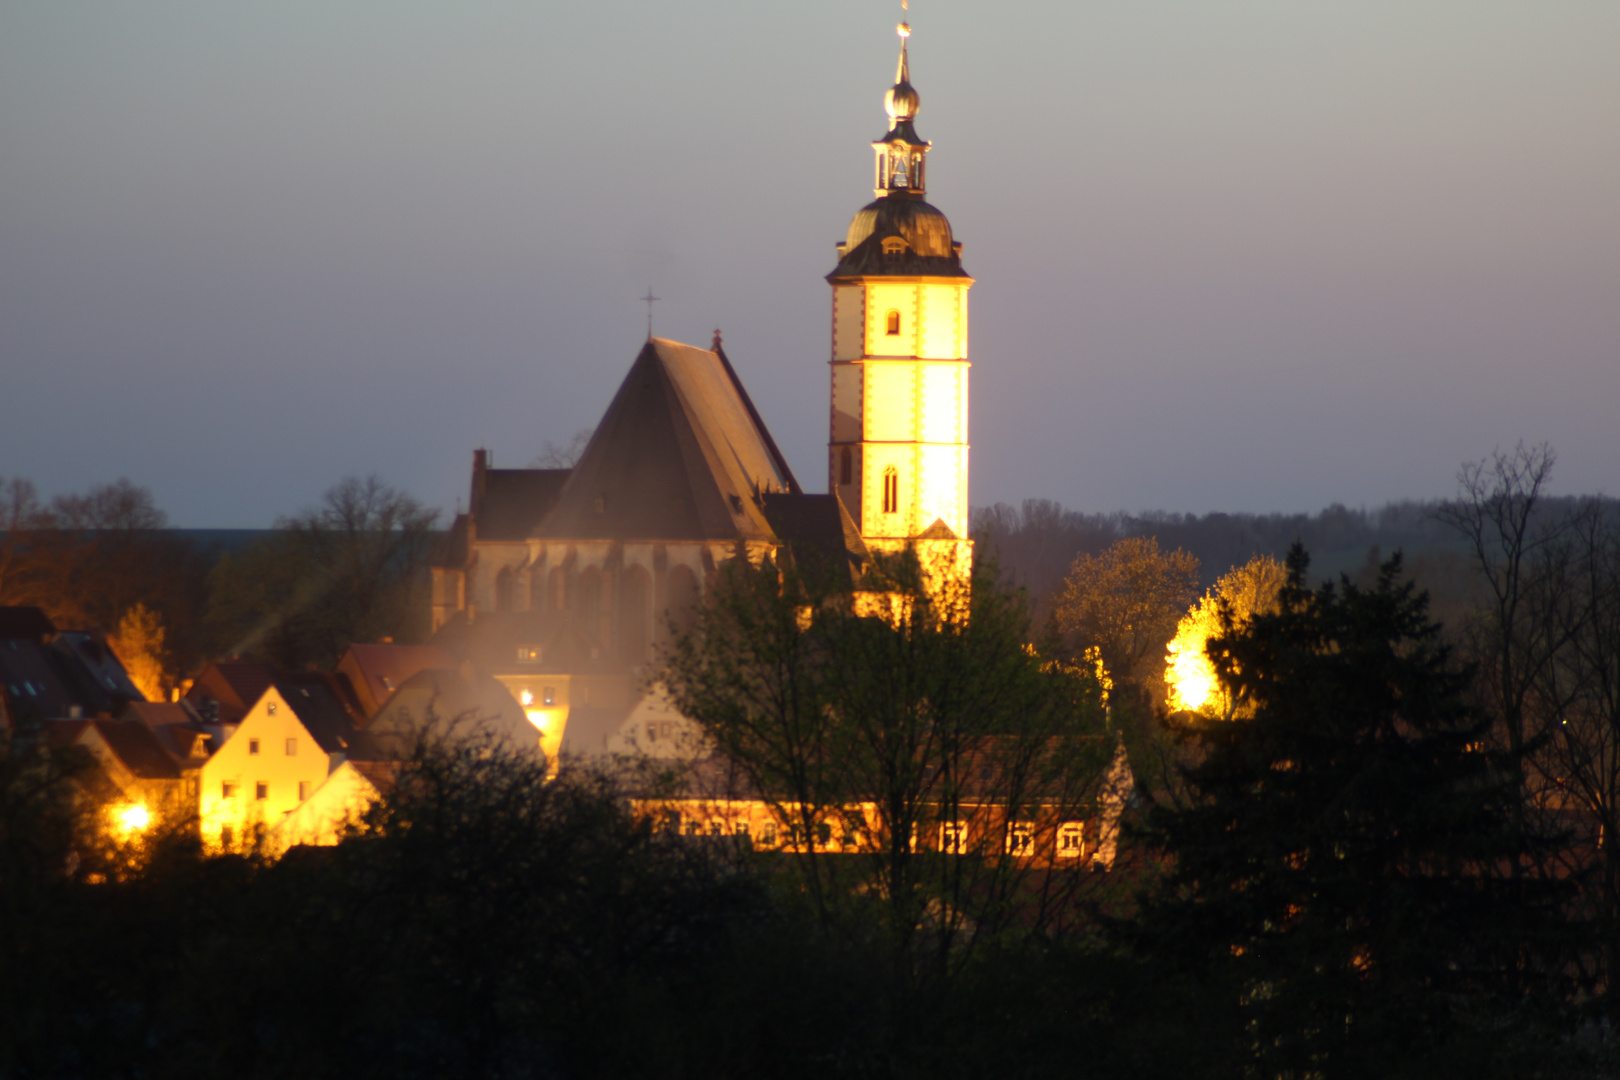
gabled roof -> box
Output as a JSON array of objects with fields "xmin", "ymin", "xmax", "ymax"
[
  {"xmin": 53, "ymin": 632, "xmax": 144, "ymax": 706},
  {"xmin": 335, "ymin": 643, "xmax": 458, "ymax": 721},
  {"xmin": 274, "ymin": 674, "xmax": 363, "ymax": 756},
  {"xmin": 123, "ymin": 701, "xmax": 206, "ymax": 758},
  {"xmin": 0, "ymin": 639, "xmax": 80, "ymax": 724},
  {"xmin": 0, "ymin": 607, "xmax": 56, "ymax": 642},
  {"xmin": 761, "ymin": 492, "xmax": 871, "ymax": 585},
  {"xmin": 186, "ymin": 660, "xmax": 277, "ymax": 724},
  {"xmin": 478, "ymin": 469, "xmax": 571, "ymax": 540},
  {"xmin": 90, "ymin": 719, "xmax": 182, "ymax": 781},
  {"xmin": 537, "ymin": 339, "xmax": 800, "ymax": 542},
  {"xmin": 356, "ymin": 667, "xmax": 534, "ymax": 761}
]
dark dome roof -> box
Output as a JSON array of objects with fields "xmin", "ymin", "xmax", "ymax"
[{"xmin": 829, "ymin": 193, "xmax": 969, "ymax": 279}]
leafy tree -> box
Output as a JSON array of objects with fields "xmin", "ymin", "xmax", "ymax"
[
  {"xmin": 1054, "ymin": 535, "xmax": 1199, "ymax": 699},
  {"xmin": 1164, "ymin": 553, "xmax": 1288, "ymax": 717},
  {"xmin": 111, "ymin": 602, "xmax": 170, "ymax": 701},
  {"xmin": 1130, "ymin": 546, "xmax": 1573, "ymax": 1077},
  {"xmin": 206, "ymin": 475, "xmax": 439, "ymax": 669},
  {"xmin": 662, "ymin": 550, "xmax": 1114, "ymax": 985}
]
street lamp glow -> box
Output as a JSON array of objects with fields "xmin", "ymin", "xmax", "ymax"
[{"xmin": 116, "ymin": 802, "xmax": 151, "ymax": 834}]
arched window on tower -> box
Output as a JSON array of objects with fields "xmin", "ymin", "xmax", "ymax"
[
  {"xmin": 839, "ymin": 447, "xmax": 852, "ymax": 486},
  {"xmin": 883, "ymin": 467, "xmax": 899, "ymax": 515},
  {"xmin": 885, "ymin": 309, "xmax": 901, "ymax": 335}
]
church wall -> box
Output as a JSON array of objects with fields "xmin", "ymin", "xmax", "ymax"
[
  {"xmin": 830, "ymin": 363, "xmax": 863, "ymax": 443},
  {"xmin": 831, "ymin": 285, "xmax": 865, "ymax": 362},
  {"xmin": 919, "ymin": 361, "xmax": 966, "ymax": 444},
  {"xmin": 469, "ymin": 542, "xmax": 533, "ymax": 614},
  {"xmin": 864, "ymin": 283, "xmax": 918, "ymax": 357},
  {"xmin": 917, "ymin": 443, "xmax": 968, "ymax": 537},
  {"xmin": 918, "ymin": 282, "xmax": 966, "ymax": 359},
  {"xmin": 862, "ymin": 361, "xmax": 917, "ymax": 443}
]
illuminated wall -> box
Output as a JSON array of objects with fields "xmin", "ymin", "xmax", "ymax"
[
  {"xmin": 829, "ymin": 278, "xmax": 973, "ymax": 557},
  {"xmin": 198, "ymin": 686, "xmax": 338, "ymax": 852}
]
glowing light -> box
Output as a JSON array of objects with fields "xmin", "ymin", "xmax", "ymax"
[
  {"xmin": 524, "ymin": 708, "xmax": 546, "ymax": 732},
  {"xmin": 897, "ymin": 21, "xmax": 910, "ymax": 38},
  {"xmin": 115, "ymin": 802, "xmax": 150, "ymax": 834},
  {"xmin": 519, "ymin": 689, "xmax": 533, "ymax": 706},
  {"xmin": 1165, "ymin": 633, "xmax": 1215, "ymax": 711},
  {"xmin": 1164, "ymin": 555, "xmax": 1288, "ymax": 716}
]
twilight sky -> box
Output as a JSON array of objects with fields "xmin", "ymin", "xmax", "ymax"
[{"xmin": 2, "ymin": 1, "xmax": 1616, "ymax": 527}]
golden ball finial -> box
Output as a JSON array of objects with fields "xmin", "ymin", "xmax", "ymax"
[{"xmin": 897, "ymin": 21, "xmax": 910, "ymax": 38}]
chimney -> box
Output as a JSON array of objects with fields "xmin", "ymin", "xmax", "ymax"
[{"xmin": 471, "ymin": 448, "xmax": 489, "ymax": 525}]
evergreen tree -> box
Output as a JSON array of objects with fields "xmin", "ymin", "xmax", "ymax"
[{"xmin": 1130, "ymin": 546, "xmax": 1571, "ymax": 1077}]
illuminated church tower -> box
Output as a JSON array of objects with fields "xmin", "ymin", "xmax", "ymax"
[{"xmin": 827, "ymin": 22, "xmax": 973, "ymax": 585}]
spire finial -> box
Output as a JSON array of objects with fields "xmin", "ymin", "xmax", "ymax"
[{"xmin": 895, "ymin": 21, "xmax": 911, "ymax": 85}]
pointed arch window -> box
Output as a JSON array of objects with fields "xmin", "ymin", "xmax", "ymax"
[
  {"xmin": 882, "ymin": 467, "xmax": 899, "ymax": 515},
  {"xmin": 885, "ymin": 309, "xmax": 901, "ymax": 335},
  {"xmin": 839, "ymin": 447, "xmax": 853, "ymax": 486}
]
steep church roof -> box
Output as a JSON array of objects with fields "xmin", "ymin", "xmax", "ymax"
[{"xmin": 537, "ymin": 338, "xmax": 800, "ymax": 542}]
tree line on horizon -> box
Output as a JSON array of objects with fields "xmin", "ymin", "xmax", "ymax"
[{"xmin": 8, "ymin": 458, "xmax": 1607, "ymax": 701}]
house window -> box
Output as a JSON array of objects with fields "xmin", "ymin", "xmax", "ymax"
[
  {"xmin": 886, "ymin": 309, "xmax": 901, "ymax": 335},
  {"xmin": 221, "ymin": 781, "xmax": 237, "ymax": 799},
  {"xmin": 761, "ymin": 822, "xmax": 778, "ymax": 847},
  {"xmin": 940, "ymin": 820, "xmax": 969, "ymax": 854},
  {"xmin": 1006, "ymin": 822, "xmax": 1035, "ymax": 856},
  {"xmin": 220, "ymin": 826, "xmax": 233, "ymax": 848},
  {"xmin": 285, "ymin": 738, "xmax": 297, "ymax": 756},
  {"xmin": 255, "ymin": 782, "xmax": 268, "ymax": 801},
  {"xmin": 298, "ymin": 781, "xmax": 312, "ymax": 801},
  {"xmin": 542, "ymin": 686, "xmax": 557, "ymax": 707},
  {"xmin": 1057, "ymin": 821, "xmax": 1085, "ymax": 859},
  {"xmin": 882, "ymin": 467, "xmax": 899, "ymax": 514},
  {"xmin": 517, "ymin": 645, "xmax": 540, "ymax": 664},
  {"xmin": 248, "ymin": 739, "xmax": 260, "ymax": 756},
  {"xmin": 734, "ymin": 820, "xmax": 750, "ymax": 838},
  {"xmin": 839, "ymin": 447, "xmax": 852, "ymax": 486}
]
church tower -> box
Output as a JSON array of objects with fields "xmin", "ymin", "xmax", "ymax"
[{"xmin": 827, "ymin": 21, "xmax": 973, "ymax": 585}]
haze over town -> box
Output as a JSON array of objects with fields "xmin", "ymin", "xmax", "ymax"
[{"xmin": 3, "ymin": 1, "xmax": 1616, "ymax": 526}]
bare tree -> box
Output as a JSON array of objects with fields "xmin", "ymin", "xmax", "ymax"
[
  {"xmin": 206, "ymin": 476, "xmax": 440, "ymax": 668},
  {"xmin": 1436, "ymin": 444, "xmax": 1588, "ymax": 801},
  {"xmin": 529, "ymin": 429, "xmax": 593, "ymax": 469}
]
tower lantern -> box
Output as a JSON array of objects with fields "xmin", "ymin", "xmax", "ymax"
[
  {"xmin": 873, "ymin": 23, "xmax": 928, "ymax": 197},
  {"xmin": 827, "ymin": 20, "xmax": 974, "ymax": 589}
]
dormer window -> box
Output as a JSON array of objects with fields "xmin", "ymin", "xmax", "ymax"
[
  {"xmin": 881, "ymin": 238, "xmax": 907, "ymax": 263},
  {"xmin": 885, "ymin": 310, "xmax": 901, "ymax": 335}
]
